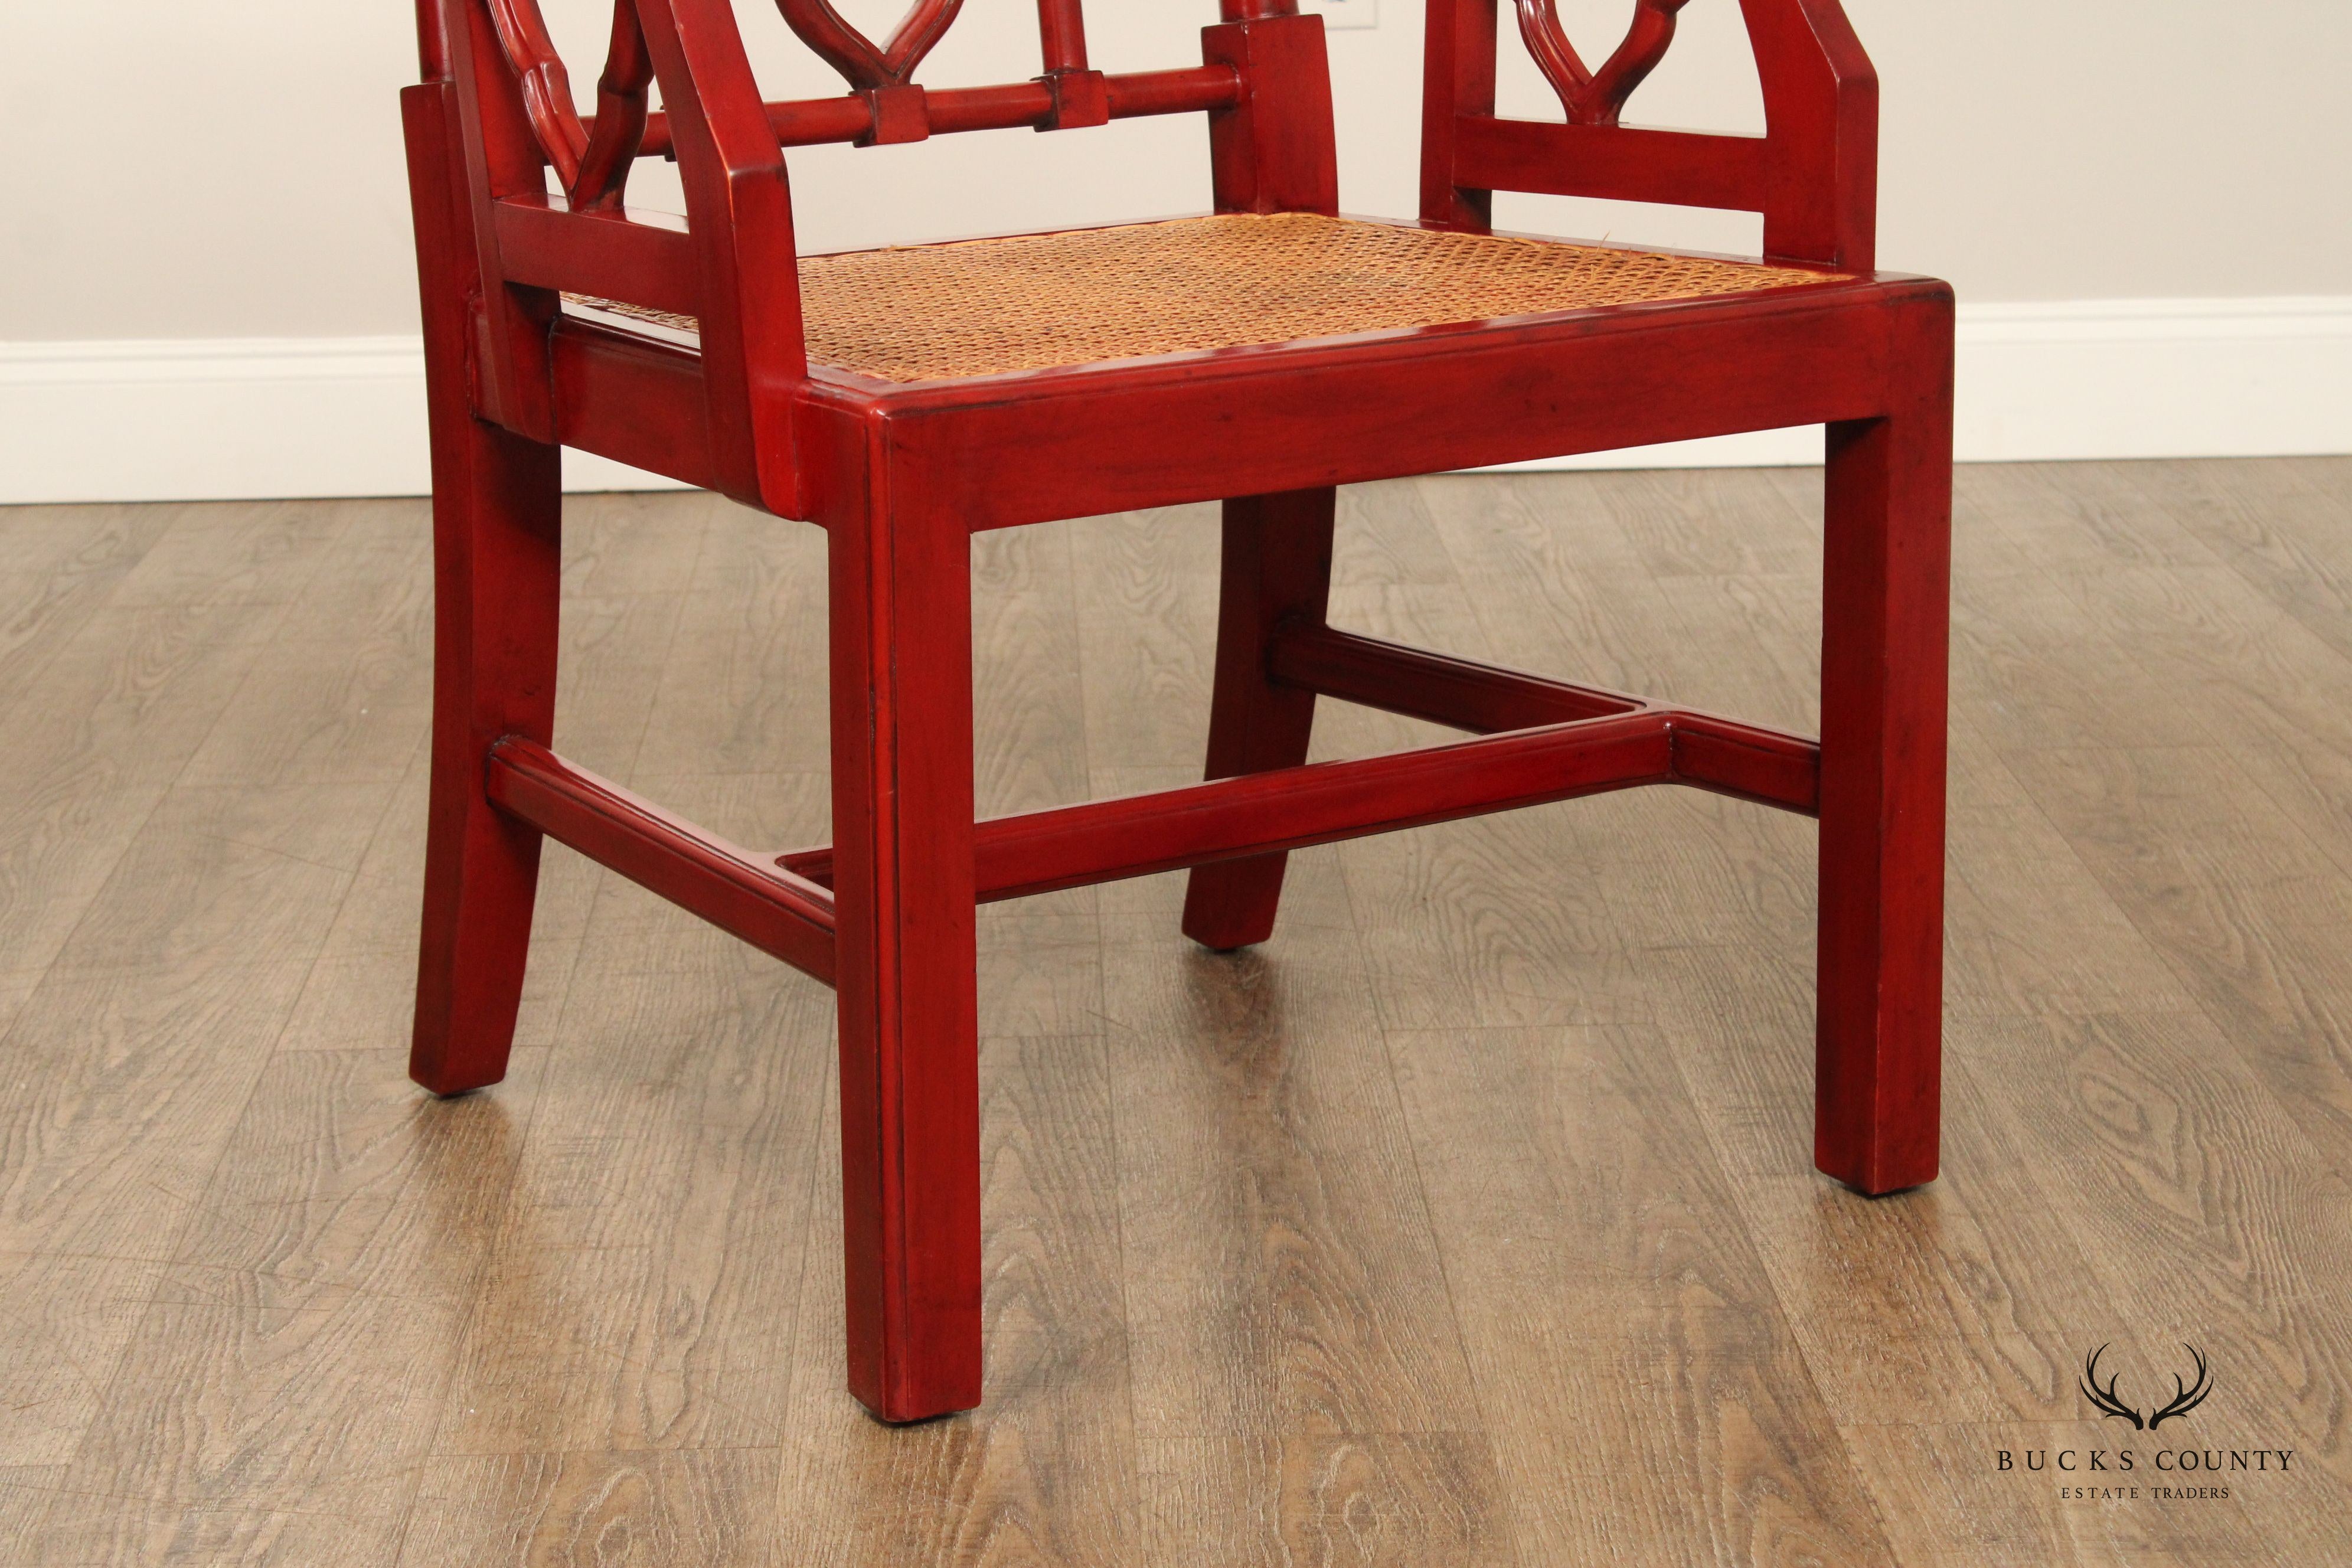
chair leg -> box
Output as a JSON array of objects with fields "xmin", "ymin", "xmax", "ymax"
[
  {"xmin": 1181, "ymin": 488, "xmax": 1338, "ymax": 950},
  {"xmin": 407, "ymin": 388, "xmax": 562, "ymax": 1095},
  {"xmin": 1815, "ymin": 296, "xmax": 1954, "ymax": 1195},
  {"xmin": 829, "ymin": 479, "xmax": 984, "ymax": 1423}
]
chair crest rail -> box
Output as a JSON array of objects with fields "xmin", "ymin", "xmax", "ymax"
[{"xmin": 472, "ymin": 0, "xmax": 1169, "ymax": 171}]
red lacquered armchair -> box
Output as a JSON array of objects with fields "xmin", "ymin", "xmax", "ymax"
[{"xmin": 401, "ymin": 0, "xmax": 1952, "ymax": 1422}]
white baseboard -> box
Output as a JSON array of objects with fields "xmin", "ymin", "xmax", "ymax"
[
  {"xmin": 0, "ymin": 336, "xmax": 664, "ymax": 505},
  {"xmin": 1503, "ymin": 296, "xmax": 2352, "ymax": 472},
  {"xmin": 4, "ymin": 297, "xmax": 2346, "ymax": 505}
]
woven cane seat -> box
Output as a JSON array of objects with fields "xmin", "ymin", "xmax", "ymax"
[{"xmin": 579, "ymin": 213, "xmax": 1840, "ymax": 384}]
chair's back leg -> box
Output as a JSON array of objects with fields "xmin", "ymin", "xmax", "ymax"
[
  {"xmin": 828, "ymin": 464, "xmax": 984, "ymax": 1423},
  {"xmin": 404, "ymin": 84, "xmax": 564, "ymax": 1096},
  {"xmin": 1814, "ymin": 288, "xmax": 1954, "ymax": 1194},
  {"xmin": 1180, "ymin": 8, "xmax": 1342, "ymax": 951},
  {"xmin": 1181, "ymin": 487, "xmax": 1338, "ymax": 950}
]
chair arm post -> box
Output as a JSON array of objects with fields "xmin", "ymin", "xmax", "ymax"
[
  {"xmin": 635, "ymin": 0, "xmax": 812, "ymax": 514},
  {"xmin": 1203, "ymin": 12, "xmax": 1340, "ymax": 217},
  {"xmin": 1742, "ymin": 0, "xmax": 1877, "ymax": 271}
]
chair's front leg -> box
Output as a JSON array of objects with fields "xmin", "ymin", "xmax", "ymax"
[
  {"xmin": 1181, "ymin": 487, "xmax": 1338, "ymax": 950},
  {"xmin": 1815, "ymin": 288, "xmax": 1955, "ymax": 1195},
  {"xmin": 828, "ymin": 466, "xmax": 984, "ymax": 1422}
]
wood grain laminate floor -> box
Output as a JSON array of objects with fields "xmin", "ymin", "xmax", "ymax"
[{"xmin": 4, "ymin": 460, "xmax": 2350, "ymax": 1566}]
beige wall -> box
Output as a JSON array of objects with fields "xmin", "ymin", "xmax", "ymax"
[{"xmin": 5, "ymin": 0, "xmax": 2347, "ymax": 343}]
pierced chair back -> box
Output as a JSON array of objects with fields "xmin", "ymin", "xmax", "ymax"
[{"xmin": 409, "ymin": 0, "xmax": 1876, "ymax": 513}]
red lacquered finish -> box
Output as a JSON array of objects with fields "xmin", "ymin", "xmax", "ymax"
[{"xmin": 402, "ymin": 0, "xmax": 1952, "ymax": 1422}]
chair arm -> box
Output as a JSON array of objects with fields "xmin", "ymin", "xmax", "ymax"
[{"xmin": 1423, "ymin": 0, "xmax": 1878, "ymax": 270}]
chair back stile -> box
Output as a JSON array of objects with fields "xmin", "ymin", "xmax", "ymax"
[{"xmin": 410, "ymin": 0, "xmax": 1874, "ymax": 513}]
